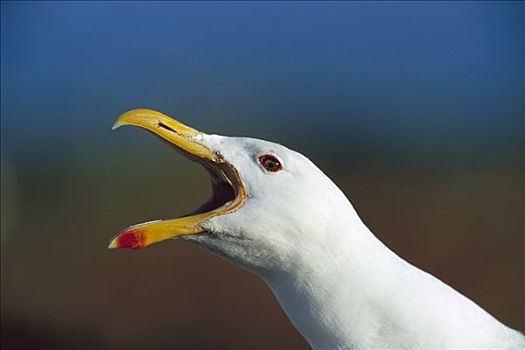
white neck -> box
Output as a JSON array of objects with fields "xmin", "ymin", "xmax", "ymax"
[{"xmin": 260, "ymin": 205, "xmax": 521, "ymax": 349}]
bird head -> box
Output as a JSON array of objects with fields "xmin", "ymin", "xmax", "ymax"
[{"xmin": 109, "ymin": 109, "xmax": 351, "ymax": 274}]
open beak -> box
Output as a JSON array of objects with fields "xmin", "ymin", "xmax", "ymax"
[{"xmin": 108, "ymin": 109, "xmax": 248, "ymax": 249}]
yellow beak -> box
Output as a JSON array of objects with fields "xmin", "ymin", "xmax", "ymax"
[
  {"xmin": 108, "ymin": 109, "xmax": 247, "ymax": 249},
  {"xmin": 111, "ymin": 108, "xmax": 219, "ymax": 162}
]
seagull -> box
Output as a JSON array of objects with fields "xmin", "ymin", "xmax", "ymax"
[{"xmin": 109, "ymin": 109, "xmax": 524, "ymax": 350}]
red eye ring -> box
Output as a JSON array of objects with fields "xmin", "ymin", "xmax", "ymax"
[{"xmin": 258, "ymin": 154, "xmax": 283, "ymax": 173}]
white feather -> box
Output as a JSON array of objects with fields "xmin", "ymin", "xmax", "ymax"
[{"xmin": 185, "ymin": 134, "xmax": 524, "ymax": 350}]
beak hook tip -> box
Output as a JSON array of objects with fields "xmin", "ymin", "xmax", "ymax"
[{"xmin": 112, "ymin": 120, "xmax": 123, "ymax": 131}]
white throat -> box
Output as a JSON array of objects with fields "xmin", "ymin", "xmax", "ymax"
[{"xmin": 259, "ymin": 197, "xmax": 522, "ymax": 349}]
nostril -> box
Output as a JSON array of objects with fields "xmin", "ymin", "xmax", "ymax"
[{"xmin": 158, "ymin": 122, "xmax": 177, "ymax": 133}]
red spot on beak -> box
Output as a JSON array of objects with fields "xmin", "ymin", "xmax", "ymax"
[{"xmin": 116, "ymin": 229, "xmax": 146, "ymax": 249}]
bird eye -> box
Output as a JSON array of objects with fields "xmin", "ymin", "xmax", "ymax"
[{"xmin": 258, "ymin": 154, "xmax": 283, "ymax": 173}]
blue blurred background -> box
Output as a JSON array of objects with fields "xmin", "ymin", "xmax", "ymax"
[{"xmin": 1, "ymin": 2, "xmax": 523, "ymax": 349}]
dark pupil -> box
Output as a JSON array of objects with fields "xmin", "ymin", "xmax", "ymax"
[
  {"xmin": 259, "ymin": 154, "xmax": 282, "ymax": 172},
  {"xmin": 265, "ymin": 158, "xmax": 279, "ymax": 170}
]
